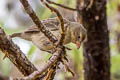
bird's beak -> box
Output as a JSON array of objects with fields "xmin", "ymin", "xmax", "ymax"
[{"xmin": 76, "ymin": 41, "xmax": 81, "ymax": 49}]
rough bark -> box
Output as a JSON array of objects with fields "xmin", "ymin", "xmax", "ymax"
[
  {"xmin": 0, "ymin": 28, "xmax": 38, "ymax": 76},
  {"xmin": 76, "ymin": 0, "xmax": 110, "ymax": 80}
]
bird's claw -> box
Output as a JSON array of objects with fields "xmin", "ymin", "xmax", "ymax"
[{"xmin": 3, "ymin": 51, "xmax": 8, "ymax": 59}]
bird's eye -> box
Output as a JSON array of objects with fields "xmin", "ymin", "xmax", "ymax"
[{"xmin": 78, "ymin": 36, "xmax": 80, "ymax": 39}]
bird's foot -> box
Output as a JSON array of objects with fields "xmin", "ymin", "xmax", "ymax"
[
  {"xmin": 3, "ymin": 50, "xmax": 8, "ymax": 59},
  {"xmin": 41, "ymin": 49, "xmax": 56, "ymax": 54},
  {"xmin": 65, "ymin": 47, "xmax": 72, "ymax": 50}
]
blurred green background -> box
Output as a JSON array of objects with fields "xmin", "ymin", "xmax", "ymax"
[{"xmin": 0, "ymin": 0, "xmax": 120, "ymax": 80}]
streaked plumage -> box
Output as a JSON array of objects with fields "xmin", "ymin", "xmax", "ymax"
[{"xmin": 10, "ymin": 17, "xmax": 86, "ymax": 51}]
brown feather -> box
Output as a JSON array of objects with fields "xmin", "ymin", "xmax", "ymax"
[{"xmin": 24, "ymin": 25, "xmax": 40, "ymax": 33}]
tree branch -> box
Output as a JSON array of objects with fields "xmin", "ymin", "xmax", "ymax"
[
  {"xmin": 14, "ymin": 47, "xmax": 65, "ymax": 80},
  {"xmin": 6, "ymin": 0, "xmax": 73, "ymax": 79},
  {"xmin": 0, "ymin": 27, "xmax": 38, "ymax": 76},
  {"xmin": 46, "ymin": 0, "xmax": 77, "ymax": 11},
  {"xmin": 19, "ymin": 0, "xmax": 57, "ymax": 44}
]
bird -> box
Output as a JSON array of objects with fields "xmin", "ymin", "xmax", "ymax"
[{"xmin": 9, "ymin": 17, "xmax": 87, "ymax": 52}]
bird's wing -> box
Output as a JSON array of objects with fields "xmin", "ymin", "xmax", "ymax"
[
  {"xmin": 44, "ymin": 23, "xmax": 59, "ymax": 31},
  {"xmin": 24, "ymin": 23, "xmax": 59, "ymax": 33},
  {"xmin": 24, "ymin": 17, "xmax": 69, "ymax": 33},
  {"xmin": 24, "ymin": 25, "xmax": 40, "ymax": 33}
]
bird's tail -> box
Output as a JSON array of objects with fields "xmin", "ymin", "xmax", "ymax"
[{"xmin": 9, "ymin": 33, "xmax": 22, "ymax": 38}]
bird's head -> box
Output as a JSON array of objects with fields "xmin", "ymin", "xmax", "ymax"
[{"xmin": 69, "ymin": 22, "xmax": 87, "ymax": 49}]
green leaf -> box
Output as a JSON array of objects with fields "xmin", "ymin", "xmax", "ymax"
[{"xmin": 27, "ymin": 45, "xmax": 36, "ymax": 58}]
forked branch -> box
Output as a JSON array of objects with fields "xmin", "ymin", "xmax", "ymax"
[
  {"xmin": 0, "ymin": 0, "xmax": 74, "ymax": 79},
  {"xmin": 41, "ymin": 0, "xmax": 65, "ymax": 45},
  {"xmin": 16, "ymin": 47, "xmax": 65, "ymax": 80},
  {"xmin": 20, "ymin": 0, "xmax": 57, "ymax": 44}
]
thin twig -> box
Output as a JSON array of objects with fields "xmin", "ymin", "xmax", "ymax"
[
  {"xmin": 46, "ymin": 0, "xmax": 78, "ymax": 11},
  {"xmin": 43, "ymin": 63, "xmax": 58, "ymax": 80},
  {"xmin": 86, "ymin": 0, "xmax": 94, "ymax": 10},
  {"xmin": 41, "ymin": 0, "xmax": 65, "ymax": 45},
  {"xmin": 18, "ymin": 48, "xmax": 64, "ymax": 80},
  {"xmin": 19, "ymin": 0, "xmax": 57, "ymax": 44},
  {"xmin": 41, "ymin": 0, "xmax": 73, "ymax": 78}
]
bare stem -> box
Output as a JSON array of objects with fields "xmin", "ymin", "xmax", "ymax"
[
  {"xmin": 46, "ymin": 0, "xmax": 77, "ymax": 11},
  {"xmin": 41, "ymin": 0, "xmax": 65, "ymax": 45}
]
